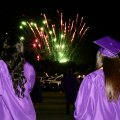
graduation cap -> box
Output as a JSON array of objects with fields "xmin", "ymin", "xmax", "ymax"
[{"xmin": 94, "ymin": 36, "xmax": 120, "ymax": 57}]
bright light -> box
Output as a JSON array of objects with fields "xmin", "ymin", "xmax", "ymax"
[{"xmin": 19, "ymin": 11, "xmax": 89, "ymax": 63}]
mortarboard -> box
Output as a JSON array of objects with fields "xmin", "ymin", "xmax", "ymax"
[{"xmin": 94, "ymin": 36, "xmax": 120, "ymax": 57}]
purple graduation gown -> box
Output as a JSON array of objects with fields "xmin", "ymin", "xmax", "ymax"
[
  {"xmin": 0, "ymin": 60, "xmax": 36, "ymax": 120},
  {"xmin": 74, "ymin": 69, "xmax": 120, "ymax": 120}
]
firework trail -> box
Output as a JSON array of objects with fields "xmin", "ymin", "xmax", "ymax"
[{"xmin": 19, "ymin": 11, "xmax": 89, "ymax": 63}]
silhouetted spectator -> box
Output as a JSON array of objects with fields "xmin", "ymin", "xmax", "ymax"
[
  {"xmin": 61, "ymin": 68, "xmax": 79, "ymax": 115},
  {"xmin": 31, "ymin": 78, "xmax": 42, "ymax": 108}
]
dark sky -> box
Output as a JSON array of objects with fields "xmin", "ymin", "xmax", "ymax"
[
  {"xmin": 0, "ymin": 1, "xmax": 120, "ymax": 41},
  {"xmin": 0, "ymin": 1, "xmax": 120, "ymax": 67}
]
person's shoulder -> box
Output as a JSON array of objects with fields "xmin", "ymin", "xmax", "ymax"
[
  {"xmin": 24, "ymin": 61, "xmax": 33, "ymax": 67},
  {"xmin": 0, "ymin": 60, "xmax": 7, "ymax": 68},
  {"xmin": 24, "ymin": 61, "xmax": 35, "ymax": 71},
  {"xmin": 0, "ymin": 60, "xmax": 9, "ymax": 74},
  {"xmin": 83, "ymin": 69, "xmax": 104, "ymax": 86},
  {"xmin": 87, "ymin": 69, "xmax": 103, "ymax": 77},
  {"xmin": 0, "ymin": 60, "xmax": 5, "ymax": 64}
]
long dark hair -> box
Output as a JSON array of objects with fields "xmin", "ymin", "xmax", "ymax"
[
  {"xmin": 96, "ymin": 51, "xmax": 120, "ymax": 101},
  {"xmin": 1, "ymin": 34, "xmax": 27, "ymax": 98}
]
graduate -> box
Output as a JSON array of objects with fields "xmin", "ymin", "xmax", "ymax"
[
  {"xmin": 0, "ymin": 33, "xmax": 36, "ymax": 120},
  {"xmin": 74, "ymin": 36, "xmax": 120, "ymax": 120}
]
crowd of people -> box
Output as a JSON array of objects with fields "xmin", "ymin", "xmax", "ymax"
[{"xmin": 1, "ymin": 32, "xmax": 120, "ymax": 120}]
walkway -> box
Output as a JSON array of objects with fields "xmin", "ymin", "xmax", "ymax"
[{"xmin": 35, "ymin": 91, "xmax": 75, "ymax": 120}]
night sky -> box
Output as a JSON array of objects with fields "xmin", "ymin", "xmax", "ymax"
[
  {"xmin": 0, "ymin": 1, "xmax": 120, "ymax": 69},
  {"xmin": 0, "ymin": 1, "xmax": 120, "ymax": 39}
]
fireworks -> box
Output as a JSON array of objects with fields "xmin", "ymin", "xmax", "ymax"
[{"xmin": 19, "ymin": 11, "xmax": 89, "ymax": 63}]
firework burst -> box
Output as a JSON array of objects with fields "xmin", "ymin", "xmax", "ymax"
[{"xmin": 19, "ymin": 11, "xmax": 89, "ymax": 63}]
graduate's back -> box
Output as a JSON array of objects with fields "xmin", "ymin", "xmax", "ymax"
[
  {"xmin": 0, "ymin": 32, "xmax": 36, "ymax": 120},
  {"xmin": 74, "ymin": 36, "xmax": 120, "ymax": 120}
]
